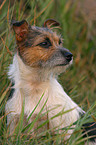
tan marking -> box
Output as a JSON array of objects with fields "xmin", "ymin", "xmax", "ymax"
[
  {"xmin": 22, "ymin": 46, "xmax": 55, "ymax": 66},
  {"xmin": 17, "ymin": 29, "xmax": 61, "ymax": 67}
]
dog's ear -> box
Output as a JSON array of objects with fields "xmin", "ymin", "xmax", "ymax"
[
  {"xmin": 43, "ymin": 19, "xmax": 60, "ymax": 28},
  {"xmin": 11, "ymin": 20, "xmax": 29, "ymax": 42}
]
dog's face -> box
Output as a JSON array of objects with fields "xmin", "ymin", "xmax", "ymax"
[{"xmin": 12, "ymin": 19, "xmax": 73, "ymax": 73}]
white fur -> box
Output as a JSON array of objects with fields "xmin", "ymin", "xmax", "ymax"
[{"xmin": 5, "ymin": 53, "xmax": 95, "ymax": 144}]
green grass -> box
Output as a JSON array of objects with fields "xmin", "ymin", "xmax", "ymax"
[{"xmin": 0, "ymin": 0, "xmax": 96, "ymax": 144}]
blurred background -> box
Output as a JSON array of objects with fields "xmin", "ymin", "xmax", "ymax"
[{"xmin": 0, "ymin": 0, "xmax": 96, "ymax": 114}]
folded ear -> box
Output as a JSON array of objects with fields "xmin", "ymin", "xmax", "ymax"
[
  {"xmin": 43, "ymin": 19, "xmax": 60, "ymax": 28},
  {"xmin": 11, "ymin": 20, "xmax": 29, "ymax": 42}
]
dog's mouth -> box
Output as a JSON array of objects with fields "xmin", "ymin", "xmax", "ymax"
[
  {"xmin": 55, "ymin": 58, "xmax": 73, "ymax": 67},
  {"xmin": 56, "ymin": 63, "xmax": 68, "ymax": 67}
]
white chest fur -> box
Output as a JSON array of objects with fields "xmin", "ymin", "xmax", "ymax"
[{"xmin": 6, "ymin": 54, "xmax": 83, "ymax": 133}]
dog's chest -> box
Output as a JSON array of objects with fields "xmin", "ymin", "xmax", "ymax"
[
  {"xmin": 24, "ymin": 80, "xmax": 64, "ymax": 117},
  {"xmin": 24, "ymin": 90, "xmax": 49, "ymax": 116}
]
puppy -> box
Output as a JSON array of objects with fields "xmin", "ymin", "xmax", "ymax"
[{"xmin": 5, "ymin": 19, "xmax": 96, "ymax": 144}]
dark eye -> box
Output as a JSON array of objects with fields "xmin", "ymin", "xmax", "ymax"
[
  {"xmin": 38, "ymin": 38, "xmax": 52, "ymax": 48},
  {"xmin": 40, "ymin": 42, "xmax": 48, "ymax": 46},
  {"xmin": 59, "ymin": 39, "xmax": 62, "ymax": 45}
]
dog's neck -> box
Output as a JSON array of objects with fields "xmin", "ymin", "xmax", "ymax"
[{"xmin": 8, "ymin": 53, "xmax": 56, "ymax": 94}]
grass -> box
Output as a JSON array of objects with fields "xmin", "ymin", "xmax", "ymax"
[{"xmin": 0, "ymin": 0, "xmax": 96, "ymax": 144}]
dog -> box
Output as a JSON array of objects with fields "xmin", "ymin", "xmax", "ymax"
[{"xmin": 5, "ymin": 19, "xmax": 96, "ymax": 144}]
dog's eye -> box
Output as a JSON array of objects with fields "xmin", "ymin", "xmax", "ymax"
[
  {"xmin": 38, "ymin": 38, "xmax": 52, "ymax": 48},
  {"xmin": 40, "ymin": 42, "xmax": 48, "ymax": 46},
  {"xmin": 59, "ymin": 39, "xmax": 62, "ymax": 45}
]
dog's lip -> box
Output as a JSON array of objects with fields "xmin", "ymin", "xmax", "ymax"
[
  {"xmin": 55, "ymin": 62, "xmax": 69, "ymax": 67},
  {"xmin": 55, "ymin": 59, "xmax": 73, "ymax": 67},
  {"xmin": 56, "ymin": 63, "xmax": 68, "ymax": 66}
]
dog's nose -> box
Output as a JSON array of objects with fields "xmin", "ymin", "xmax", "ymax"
[
  {"xmin": 64, "ymin": 52, "xmax": 73, "ymax": 62},
  {"xmin": 60, "ymin": 49, "xmax": 73, "ymax": 62}
]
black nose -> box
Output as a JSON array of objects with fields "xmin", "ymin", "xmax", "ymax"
[{"xmin": 61, "ymin": 50, "xmax": 73, "ymax": 62}]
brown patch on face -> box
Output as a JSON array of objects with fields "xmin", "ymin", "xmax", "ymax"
[
  {"xmin": 13, "ymin": 21, "xmax": 62, "ymax": 67},
  {"xmin": 17, "ymin": 29, "xmax": 61, "ymax": 67},
  {"xmin": 19, "ymin": 47, "xmax": 55, "ymax": 67}
]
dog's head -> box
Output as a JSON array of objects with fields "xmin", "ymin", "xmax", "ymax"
[{"xmin": 12, "ymin": 19, "xmax": 73, "ymax": 74}]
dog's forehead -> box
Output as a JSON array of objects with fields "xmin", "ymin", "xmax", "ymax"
[
  {"xmin": 31, "ymin": 26, "xmax": 53, "ymax": 33},
  {"xmin": 30, "ymin": 26, "xmax": 60, "ymax": 40}
]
